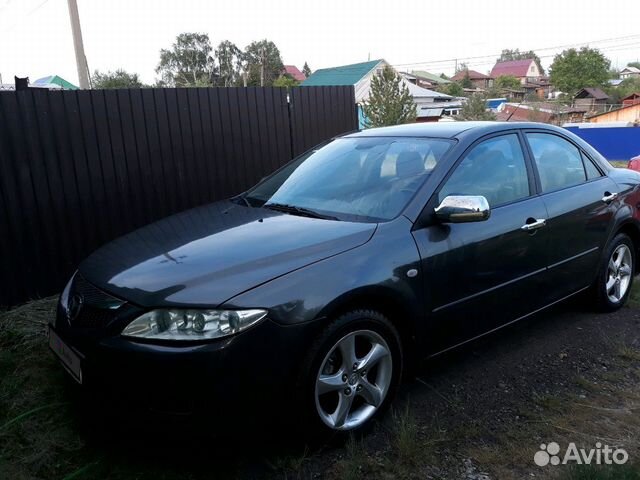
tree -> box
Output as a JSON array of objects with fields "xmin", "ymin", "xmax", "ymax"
[
  {"xmin": 156, "ymin": 33, "xmax": 215, "ymax": 87},
  {"xmin": 497, "ymin": 48, "xmax": 545, "ymax": 75},
  {"xmin": 243, "ymin": 39, "xmax": 284, "ymax": 86},
  {"xmin": 362, "ymin": 66, "xmax": 416, "ymax": 128},
  {"xmin": 610, "ymin": 77, "xmax": 640, "ymax": 103},
  {"xmin": 458, "ymin": 94, "xmax": 496, "ymax": 121},
  {"xmin": 273, "ymin": 75, "xmax": 299, "ymax": 87},
  {"xmin": 302, "ymin": 62, "xmax": 312, "ymax": 78},
  {"xmin": 455, "ymin": 62, "xmax": 468, "ymax": 74},
  {"xmin": 459, "ymin": 70, "xmax": 473, "ymax": 89},
  {"xmin": 441, "ymin": 82, "xmax": 464, "ymax": 97},
  {"xmin": 91, "ymin": 69, "xmax": 144, "ymax": 89},
  {"xmin": 549, "ymin": 47, "xmax": 610, "ymax": 96},
  {"xmin": 495, "ymin": 75, "xmax": 521, "ymax": 90},
  {"xmin": 214, "ymin": 40, "xmax": 243, "ymax": 87}
]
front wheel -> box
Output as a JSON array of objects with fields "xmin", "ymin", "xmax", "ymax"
[
  {"xmin": 592, "ymin": 233, "xmax": 635, "ymax": 312},
  {"xmin": 300, "ymin": 310, "xmax": 402, "ymax": 437}
]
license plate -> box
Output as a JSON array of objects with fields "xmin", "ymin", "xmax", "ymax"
[{"xmin": 48, "ymin": 327, "xmax": 83, "ymax": 384}]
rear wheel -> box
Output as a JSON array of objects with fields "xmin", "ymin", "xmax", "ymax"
[
  {"xmin": 592, "ymin": 233, "xmax": 635, "ymax": 311},
  {"xmin": 300, "ymin": 310, "xmax": 402, "ymax": 437}
]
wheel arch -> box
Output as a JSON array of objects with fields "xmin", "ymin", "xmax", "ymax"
[
  {"xmin": 614, "ymin": 220, "xmax": 640, "ymax": 273},
  {"xmin": 316, "ymin": 286, "xmax": 421, "ymax": 369}
]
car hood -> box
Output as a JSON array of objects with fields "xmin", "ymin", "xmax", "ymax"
[{"xmin": 79, "ymin": 201, "xmax": 376, "ymax": 307}]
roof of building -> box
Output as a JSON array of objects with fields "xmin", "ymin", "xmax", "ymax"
[
  {"xmin": 622, "ymin": 92, "xmax": 640, "ymax": 100},
  {"xmin": 621, "ymin": 66, "xmax": 640, "ymax": 74},
  {"xmin": 410, "ymin": 70, "xmax": 451, "ymax": 84},
  {"xmin": 490, "ymin": 59, "xmax": 536, "ymax": 78},
  {"xmin": 301, "ymin": 59, "xmax": 383, "ymax": 86},
  {"xmin": 405, "ymin": 82, "xmax": 452, "ymax": 99},
  {"xmin": 32, "ymin": 75, "xmax": 78, "ymax": 90},
  {"xmin": 283, "ymin": 65, "xmax": 306, "ymax": 82},
  {"xmin": 450, "ymin": 69, "xmax": 492, "ymax": 81},
  {"xmin": 609, "ymin": 79, "xmax": 624, "ymax": 86},
  {"xmin": 574, "ymin": 87, "xmax": 609, "ymax": 100}
]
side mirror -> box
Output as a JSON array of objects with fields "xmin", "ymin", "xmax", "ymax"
[{"xmin": 434, "ymin": 195, "xmax": 491, "ymax": 223}]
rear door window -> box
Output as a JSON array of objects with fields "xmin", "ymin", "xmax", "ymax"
[{"xmin": 526, "ymin": 133, "xmax": 590, "ymax": 192}]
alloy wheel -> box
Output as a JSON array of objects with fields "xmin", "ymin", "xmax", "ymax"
[
  {"xmin": 314, "ymin": 329, "xmax": 393, "ymax": 431},
  {"xmin": 606, "ymin": 244, "xmax": 633, "ymax": 303}
]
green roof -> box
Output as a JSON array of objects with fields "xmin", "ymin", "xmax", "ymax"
[
  {"xmin": 32, "ymin": 75, "xmax": 79, "ymax": 90},
  {"xmin": 411, "ymin": 70, "xmax": 451, "ymax": 84},
  {"xmin": 301, "ymin": 60, "xmax": 382, "ymax": 86}
]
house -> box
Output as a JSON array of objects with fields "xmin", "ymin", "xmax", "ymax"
[
  {"xmin": 587, "ymin": 103, "xmax": 640, "ymax": 124},
  {"xmin": 573, "ymin": 88, "xmax": 609, "ymax": 113},
  {"xmin": 282, "ymin": 65, "xmax": 306, "ymax": 82},
  {"xmin": 496, "ymin": 102, "xmax": 587, "ymax": 125},
  {"xmin": 490, "ymin": 59, "xmax": 541, "ymax": 85},
  {"xmin": 622, "ymin": 93, "xmax": 640, "ymax": 107},
  {"xmin": 450, "ymin": 69, "xmax": 493, "ymax": 90},
  {"xmin": 303, "ymin": 59, "xmax": 460, "ymax": 124},
  {"xmin": 404, "ymin": 82, "xmax": 462, "ymax": 122},
  {"xmin": 32, "ymin": 75, "xmax": 78, "ymax": 90},
  {"xmin": 407, "ymin": 70, "xmax": 451, "ymax": 88},
  {"xmin": 302, "ymin": 59, "xmax": 389, "ymax": 102},
  {"xmin": 620, "ymin": 66, "xmax": 640, "ymax": 80}
]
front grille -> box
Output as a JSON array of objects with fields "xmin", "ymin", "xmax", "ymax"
[
  {"xmin": 69, "ymin": 274, "xmax": 127, "ymax": 328},
  {"xmin": 73, "ymin": 274, "xmax": 125, "ymax": 309},
  {"xmin": 73, "ymin": 305, "xmax": 119, "ymax": 328}
]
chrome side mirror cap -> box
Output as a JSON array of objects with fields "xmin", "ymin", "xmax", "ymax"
[{"xmin": 434, "ymin": 195, "xmax": 491, "ymax": 223}]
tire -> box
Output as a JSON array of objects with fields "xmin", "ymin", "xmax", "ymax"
[
  {"xmin": 592, "ymin": 233, "xmax": 635, "ymax": 312},
  {"xmin": 297, "ymin": 310, "xmax": 403, "ymax": 439}
]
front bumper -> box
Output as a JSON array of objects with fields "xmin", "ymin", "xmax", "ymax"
[{"xmin": 51, "ymin": 302, "xmax": 318, "ymax": 426}]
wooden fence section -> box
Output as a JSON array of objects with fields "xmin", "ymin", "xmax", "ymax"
[{"xmin": 0, "ymin": 86, "xmax": 357, "ymax": 306}]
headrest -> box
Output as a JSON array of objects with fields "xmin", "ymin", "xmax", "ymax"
[{"xmin": 396, "ymin": 151, "xmax": 424, "ymax": 178}]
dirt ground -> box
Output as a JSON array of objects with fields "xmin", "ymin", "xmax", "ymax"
[{"xmin": 2, "ymin": 290, "xmax": 640, "ymax": 479}]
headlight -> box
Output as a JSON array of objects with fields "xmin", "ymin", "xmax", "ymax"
[{"xmin": 121, "ymin": 309, "xmax": 268, "ymax": 341}]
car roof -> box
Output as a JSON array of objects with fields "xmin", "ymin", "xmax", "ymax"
[{"xmin": 344, "ymin": 121, "xmax": 562, "ymax": 139}]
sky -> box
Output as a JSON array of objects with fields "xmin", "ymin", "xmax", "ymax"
[{"xmin": 1, "ymin": 0, "xmax": 639, "ymax": 87}]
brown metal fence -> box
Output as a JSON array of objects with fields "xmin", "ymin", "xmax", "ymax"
[{"xmin": 0, "ymin": 85, "xmax": 357, "ymax": 307}]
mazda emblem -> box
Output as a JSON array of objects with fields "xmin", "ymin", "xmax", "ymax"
[{"xmin": 68, "ymin": 294, "xmax": 84, "ymax": 322}]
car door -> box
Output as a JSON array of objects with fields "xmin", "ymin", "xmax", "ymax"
[
  {"xmin": 524, "ymin": 131, "xmax": 618, "ymax": 300},
  {"xmin": 411, "ymin": 132, "xmax": 551, "ymax": 352}
]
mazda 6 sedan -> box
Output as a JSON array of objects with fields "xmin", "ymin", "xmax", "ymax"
[{"xmin": 50, "ymin": 122, "xmax": 640, "ymax": 435}]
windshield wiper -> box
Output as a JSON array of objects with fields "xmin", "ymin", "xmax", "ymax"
[
  {"xmin": 264, "ymin": 203, "xmax": 339, "ymax": 221},
  {"xmin": 231, "ymin": 195, "xmax": 252, "ymax": 207}
]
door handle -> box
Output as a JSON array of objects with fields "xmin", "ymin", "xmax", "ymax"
[
  {"xmin": 602, "ymin": 192, "xmax": 618, "ymax": 203},
  {"xmin": 521, "ymin": 218, "xmax": 547, "ymax": 232}
]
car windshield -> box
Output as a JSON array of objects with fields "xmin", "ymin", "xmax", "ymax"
[{"xmin": 244, "ymin": 136, "xmax": 453, "ymax": 222}]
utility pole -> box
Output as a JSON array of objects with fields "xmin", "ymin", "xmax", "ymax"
[{"xmin": 67, "ymin": 0, "xmax": 90, "ymax": 89}]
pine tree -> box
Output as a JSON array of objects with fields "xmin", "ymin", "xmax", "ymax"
[
  {"xmin": 362, "ymin": 66, "xmax": 416, "ymax": 128},
  {"xmin": 458, "ymin": 94, "xmax": 496, "ymax": 121},
  {"xmin": 302, "ymin": 62, "xmax": 311, "ymax": 78}
]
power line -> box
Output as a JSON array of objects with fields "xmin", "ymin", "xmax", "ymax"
[
  {"xmin": 392, "ymin": 33, "xmax": 640, "ymax": 69},
  {"xmin": 0, "ymin": 0, "xmax": 51, "ymax": 33}
]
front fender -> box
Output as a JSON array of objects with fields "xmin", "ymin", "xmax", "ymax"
[{"xmin": 221, "ymin": 217, "xmax": 424, "ymax": 334}]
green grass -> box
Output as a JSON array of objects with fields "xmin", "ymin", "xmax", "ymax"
[{"xmin": 610, "ymin": 161, "xmax": 629, "ymax": 169}]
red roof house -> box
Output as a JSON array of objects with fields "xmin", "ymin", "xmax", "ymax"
[
  {"xmin": 490, "ymin": 59, "xmax": 541, "ymax": 84},
  {"xmin": 450, "ymin": 69, "xmax": 493, "ymax": 89},
  {"xmin": 283, "ymin": 65, "xmax": 306, "ymax": 82},
  {"xmin": 622, "ymin": 93, "xmax": 640, "ymax": 107}
]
